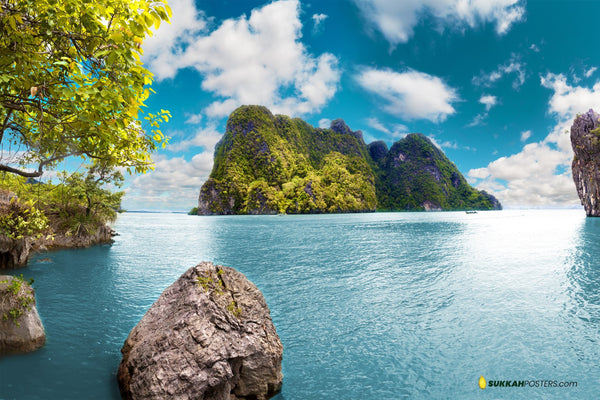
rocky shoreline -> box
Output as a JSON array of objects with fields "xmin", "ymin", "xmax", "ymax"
[
  {"xmin": 0, "ymin": 223, "xmax": 116, "ymax": 270},
  {"xmin": 0, "ymin": 275, "xmax": 45, "ymax": 355}
]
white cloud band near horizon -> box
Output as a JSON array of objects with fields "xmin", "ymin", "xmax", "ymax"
[{"xmin": 468, "ymin": 73, "xmax": 600, "ymax": 208}]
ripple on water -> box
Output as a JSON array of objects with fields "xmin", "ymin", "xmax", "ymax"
[{"xmin": 1, "ymin": 210, "xmax": 599, "ymax": 399}]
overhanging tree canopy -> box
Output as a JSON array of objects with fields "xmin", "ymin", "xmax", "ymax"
[{"xmin": 0, "ymin": 0, "xmax": 171, "ymax": 178}]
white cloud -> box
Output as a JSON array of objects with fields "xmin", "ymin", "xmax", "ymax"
[
  {"xmin": 312, "ymin": 13, "xmax": 328, "ymax": 34},
  {"xmin": 184, "ymin": 113, "xmax": 203, "ymax": 125},
  {"xmin": 354, "ymin": 0, "xmax": 525, "ymax": 46},
  {"xmin": 479, "ymin": 94, "xmax": 497, "ymax": 111},
  {"xmin": 366, "ymin": 118, "xmax": 409, "ymax": 138},
  {"xmin": 356, "ymin": 67, "xmax": 458, "ymax": 122},
  {"xmin": 520, "ymin": 130, "xmax": 531, "ymax": 142},
  {"xmin": 473, "ymin": 54, "xmax": 526, "ymax": 90},
  {"xmin": 468, "ymin": 74, "xmax": 600, "ymax": 208},
  {"xmin": 367, "ymin": 117, "xmax": 391, "ymax": 134},
  {"xmin": 467, "ymin": 113, "xmax": 487, "ymax": 127},
  {"xmin": 585, "ymin": 67, "xmax": 597, "ymax": 78},
  {"xmin": 167, "ymin": 125, "xmax": 222, "ymax": 152},
  {"xmin": 142, "ymin": 0, "xmax": 208, "ymax": 80},
  {"xmin": 529, "ymin": 43, "xmax": 540, "ymax": 52},
  {"xmin": 318, "ymin": 118, "xmax": 331, "ymax": 129},
  {"xmin": 143, "ymin": 0, "xmax": 340, "ymax": 118},
  {"xmin": 123, "ymin": 152, "xmax": 214, "ymax": 211},
  {"xmin": 469, "ymin": 94, "xmax": 498, "ymax": 125}
]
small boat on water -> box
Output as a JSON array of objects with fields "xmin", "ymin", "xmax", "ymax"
[{"xmin": 465, "ymin": 210, "xmax": 478, "ymax": 214}]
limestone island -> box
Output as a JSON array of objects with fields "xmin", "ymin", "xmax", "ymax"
[
  {"xmin": 197, "ymin": 105, "xmax": 501, "ymax": 215},
  {"xmin": 571, "ymin": 109, "xmax": 600, "ymax": 216}
]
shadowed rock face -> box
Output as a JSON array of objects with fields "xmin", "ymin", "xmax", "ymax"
[
  {"xmin": 0, "ymin": 275, "xmax": 45, "ymax": 355},
  {"xmin": 571, "ymin": 109, "xmax": 600, "ymax": 216},
  {"xmin": 117, "ymin": 262, "xmax": 283, "ymax": 400}
]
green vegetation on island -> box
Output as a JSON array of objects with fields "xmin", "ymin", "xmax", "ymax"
[
  {"xmin": 0, "ymin": 166, "xmax": 124, "ymax": 239},
  {"xmin": 199, "ymin": 105, "xmax": 501, "ymax": 214},
  {"xmin": 373, "ymin": 133, "xmax": 501, "ymax": 211},
  {"xmin": 200, "ymin": 106, "xmax": 377, "ymax": 214}
]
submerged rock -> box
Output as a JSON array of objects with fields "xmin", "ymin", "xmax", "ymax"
[
  {"xmin": 0, "ymin": 275, "xmax": 45, "ymax": 355},
  {"xmin": 117, "ymin": 262, "xmax": 283, "ymax": 400},
  {"xmin": 571, "ymin": 109, "xmax": 600, "ymax": 216}
]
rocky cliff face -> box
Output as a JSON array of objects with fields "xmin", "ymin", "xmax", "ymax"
[
  {"xmin": 0, "ymin": 275, "xmax": 45, "ymax": 355},
  {"xmin": 571, "ymin": 109, "xmax": 600, "ymax": 216},
  {"xmin": 198, "ymin": 105, "xmax": 501, "ymax": 214},
  {"xmin": 118, "ymin": 262, "xmax": 283, "ymax": 400}
]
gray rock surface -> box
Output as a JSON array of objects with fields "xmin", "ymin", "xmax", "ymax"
[
  {"xmin": 0, "ymin": 237, "xmax": 33, "ymax": 269},
  {"xmin": 117, "ymin": 262, "xmax": 283, "ymax": 400},
  {"xmin": 571, "ymin": 109, "xmax": 600, "ymax": 216},
  {"xmin": 0, "ymin": 275, "xmax": 45, "ymax": 355}
]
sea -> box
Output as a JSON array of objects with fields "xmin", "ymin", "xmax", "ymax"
[{"xmin": 0, "ymin": 209, "xmax": 599, "ymax": 399}]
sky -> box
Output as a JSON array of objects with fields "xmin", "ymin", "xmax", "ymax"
[{"xmin": 119, "ymin": 0, "xmax": 600, "ymax": 211}]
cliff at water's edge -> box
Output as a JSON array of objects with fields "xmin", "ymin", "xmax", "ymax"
[{"xmin": 571, "ymin": 109, "xmax": 600, "ymax": 216}]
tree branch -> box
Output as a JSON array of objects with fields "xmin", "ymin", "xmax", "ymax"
[{"xmin": 0, "ymin": 164, "xmax": 43, "ymax": 178}]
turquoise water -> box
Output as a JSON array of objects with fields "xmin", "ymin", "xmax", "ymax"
[{"xmin": 1, "ymin": 210, "xmax": 599, "ymax": 399}]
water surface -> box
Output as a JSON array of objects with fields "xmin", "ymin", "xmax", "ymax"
[{"xmin": 1, "ymin": 210, "xmax": 599, "ymax": 399}]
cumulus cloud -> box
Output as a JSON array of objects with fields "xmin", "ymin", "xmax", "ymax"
[
  {"xmin": 142, "ymin": 0, "xmax": 208, "ymax": 80},
  {"xmin": 356, "ymin": 67, "xmax": 458, "ymax": 122},
  {"xmin": 354, "ymin": 0, "xmax": 525, "ymax": 46},
  {"xmin": 467, "ymin": 74, "xmax": 600, "ymax": 208},
  {"xmin": 473, "ymin": 54, "xmax": 526, "ymax": 90},
  {"xmin": 123, "ymin": 152, "xmax": 214, "ymax": 211},
  {"xmin": 520, "ymin": 130, "xmax": 531, "ymax": 142},
  {"xmin": 312, "ymin": 13, "xmax": 328, "ymax": 34},
  {"xmin": 143, "ymin": 0, "xmax": 340, "ymax": 118},
  {"xmin": 167, "ymin": 125, "xmax": 222, "ymax": 152},
  {"xmin": 479, "ymin": 94, "xmax": 498, "ymax": 111}
]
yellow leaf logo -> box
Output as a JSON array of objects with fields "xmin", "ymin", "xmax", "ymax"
[{"xmin": 479, "ymin": 375, "xmax": 487, "ymax": 389}]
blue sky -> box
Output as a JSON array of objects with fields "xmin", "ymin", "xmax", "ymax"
[{"xmin": 121, "ymin": 0, "xmax": 600, "ymax": 211}]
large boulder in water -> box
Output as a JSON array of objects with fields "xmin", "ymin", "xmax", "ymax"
[
  {"xmin": 571, "ymin": 109, "xmax": 600, "ymax": 216},
  {"xmin": 0, "ymin": 275, "xmax": 45, "ymax": 355},
  {"xmin": 117, "ymin": 262, "xmax": 283, "ymax": 400}
]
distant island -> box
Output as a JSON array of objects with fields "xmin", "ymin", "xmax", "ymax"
[{"xmin": 197, "ymin": 105, "xmax": 501, "ymax": 215}]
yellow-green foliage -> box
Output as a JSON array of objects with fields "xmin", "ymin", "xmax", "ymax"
[
  {"xmin": 200, "ymin": 107, "xmax": 500, "ymax": 214},
  {"xmin": 0, "ymin": 0, "xmax": 171, "ymax": 178},
  {"xmin": 0, "ymin": 198, "xmax": 48, "ymax": 240},
  {"xmin": 0, "ymin": 167, "xmax": 123, "ymax": 238},
  {"xmin": 203, "ymin": 106, "xmax": 377, "ymax": 214},
  {"xmin": 0, "ymin": 275, "xmax": 35, "ymax": 326}
]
